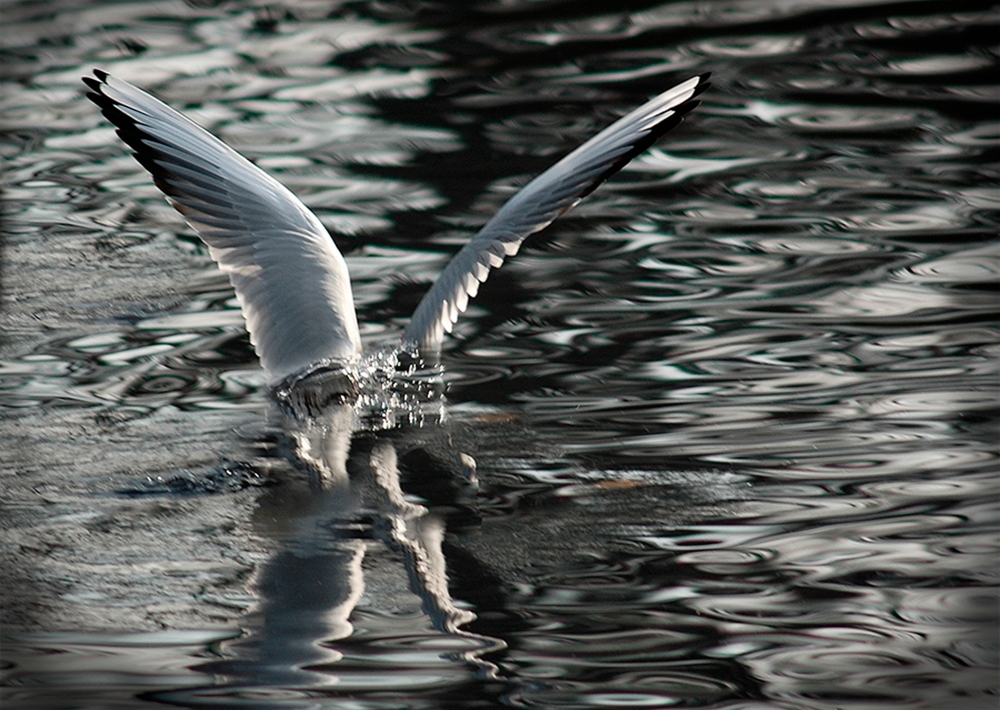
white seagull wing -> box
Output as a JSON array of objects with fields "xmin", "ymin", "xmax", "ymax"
[
  {"xmin": 84, "ymin": 70, "xmax": 362, "ymax": 387},
  {"xmin": 402, "ymin": 73, "xmax": 710, "ymax": 353}
]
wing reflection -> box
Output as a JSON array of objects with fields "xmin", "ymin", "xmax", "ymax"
[{"xmin": 184, "ymin": 385, "xmax": 503, "ymax": 699}]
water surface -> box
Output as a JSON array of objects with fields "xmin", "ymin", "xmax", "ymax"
[{"xmin": 2, "ymin": 0, "xmax": 998, "ymax": 708}]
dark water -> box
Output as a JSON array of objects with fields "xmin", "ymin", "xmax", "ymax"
[{"xmin": 2, "ymin": 0, "xmax": 998, "ymax": 708}]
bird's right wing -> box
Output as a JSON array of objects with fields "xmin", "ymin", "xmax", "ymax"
[
  {"xmin": 401, "ymin": 74, "xmax": 710, "ymax": 353},
  {"xmin": 84, "ymin": 70, "xmax": 362, "ymax": 387}
]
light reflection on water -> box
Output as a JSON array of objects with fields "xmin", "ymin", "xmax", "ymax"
[{"xmin": 2, "ymin": 0, "xmax": 998, "ymax": 708}]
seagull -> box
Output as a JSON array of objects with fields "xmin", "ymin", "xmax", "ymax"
[{"xmin": 83, "ymin": 70, "xmax": 709, "ymax": 395}]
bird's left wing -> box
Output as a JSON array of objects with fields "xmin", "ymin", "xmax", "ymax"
[{"xmin": 84, "ymin": 70, "xmax": 362, "ymax": 386}]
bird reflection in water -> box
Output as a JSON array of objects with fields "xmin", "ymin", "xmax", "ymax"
[
  {"xmin": 197, "ymin": 367, "xmax": 505, "ymax": 693},
  {"xmin": 83, "ymin": 70, "xmax": 709, "ymax": 697}
]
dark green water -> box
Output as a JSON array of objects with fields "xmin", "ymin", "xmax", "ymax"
[{"xmin": 2, "ymin": 0, "xmax": 997, "ymax": 707}]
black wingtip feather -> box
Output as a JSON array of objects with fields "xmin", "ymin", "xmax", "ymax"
[
  {"xmin": 82, "ymin": 71, "xmax": 184, "ymax": 198},
  {"xmin": 576, "ymin": 79, "xmax": 708, "ymax": 202}
]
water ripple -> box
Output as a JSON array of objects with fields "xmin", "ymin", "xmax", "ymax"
[{"xmin": 2, "ymin": 1, "xmax": 997, "ymax": 708}]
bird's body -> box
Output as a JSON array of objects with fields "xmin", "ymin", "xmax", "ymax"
[{"xmin": 84, "ymin": 71, "xmax": 708, "ymax": 391}]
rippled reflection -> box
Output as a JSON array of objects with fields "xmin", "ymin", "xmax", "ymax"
[{"xmin": 3, "ymin": 0, "xmax": 998, "ymax": 708}]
